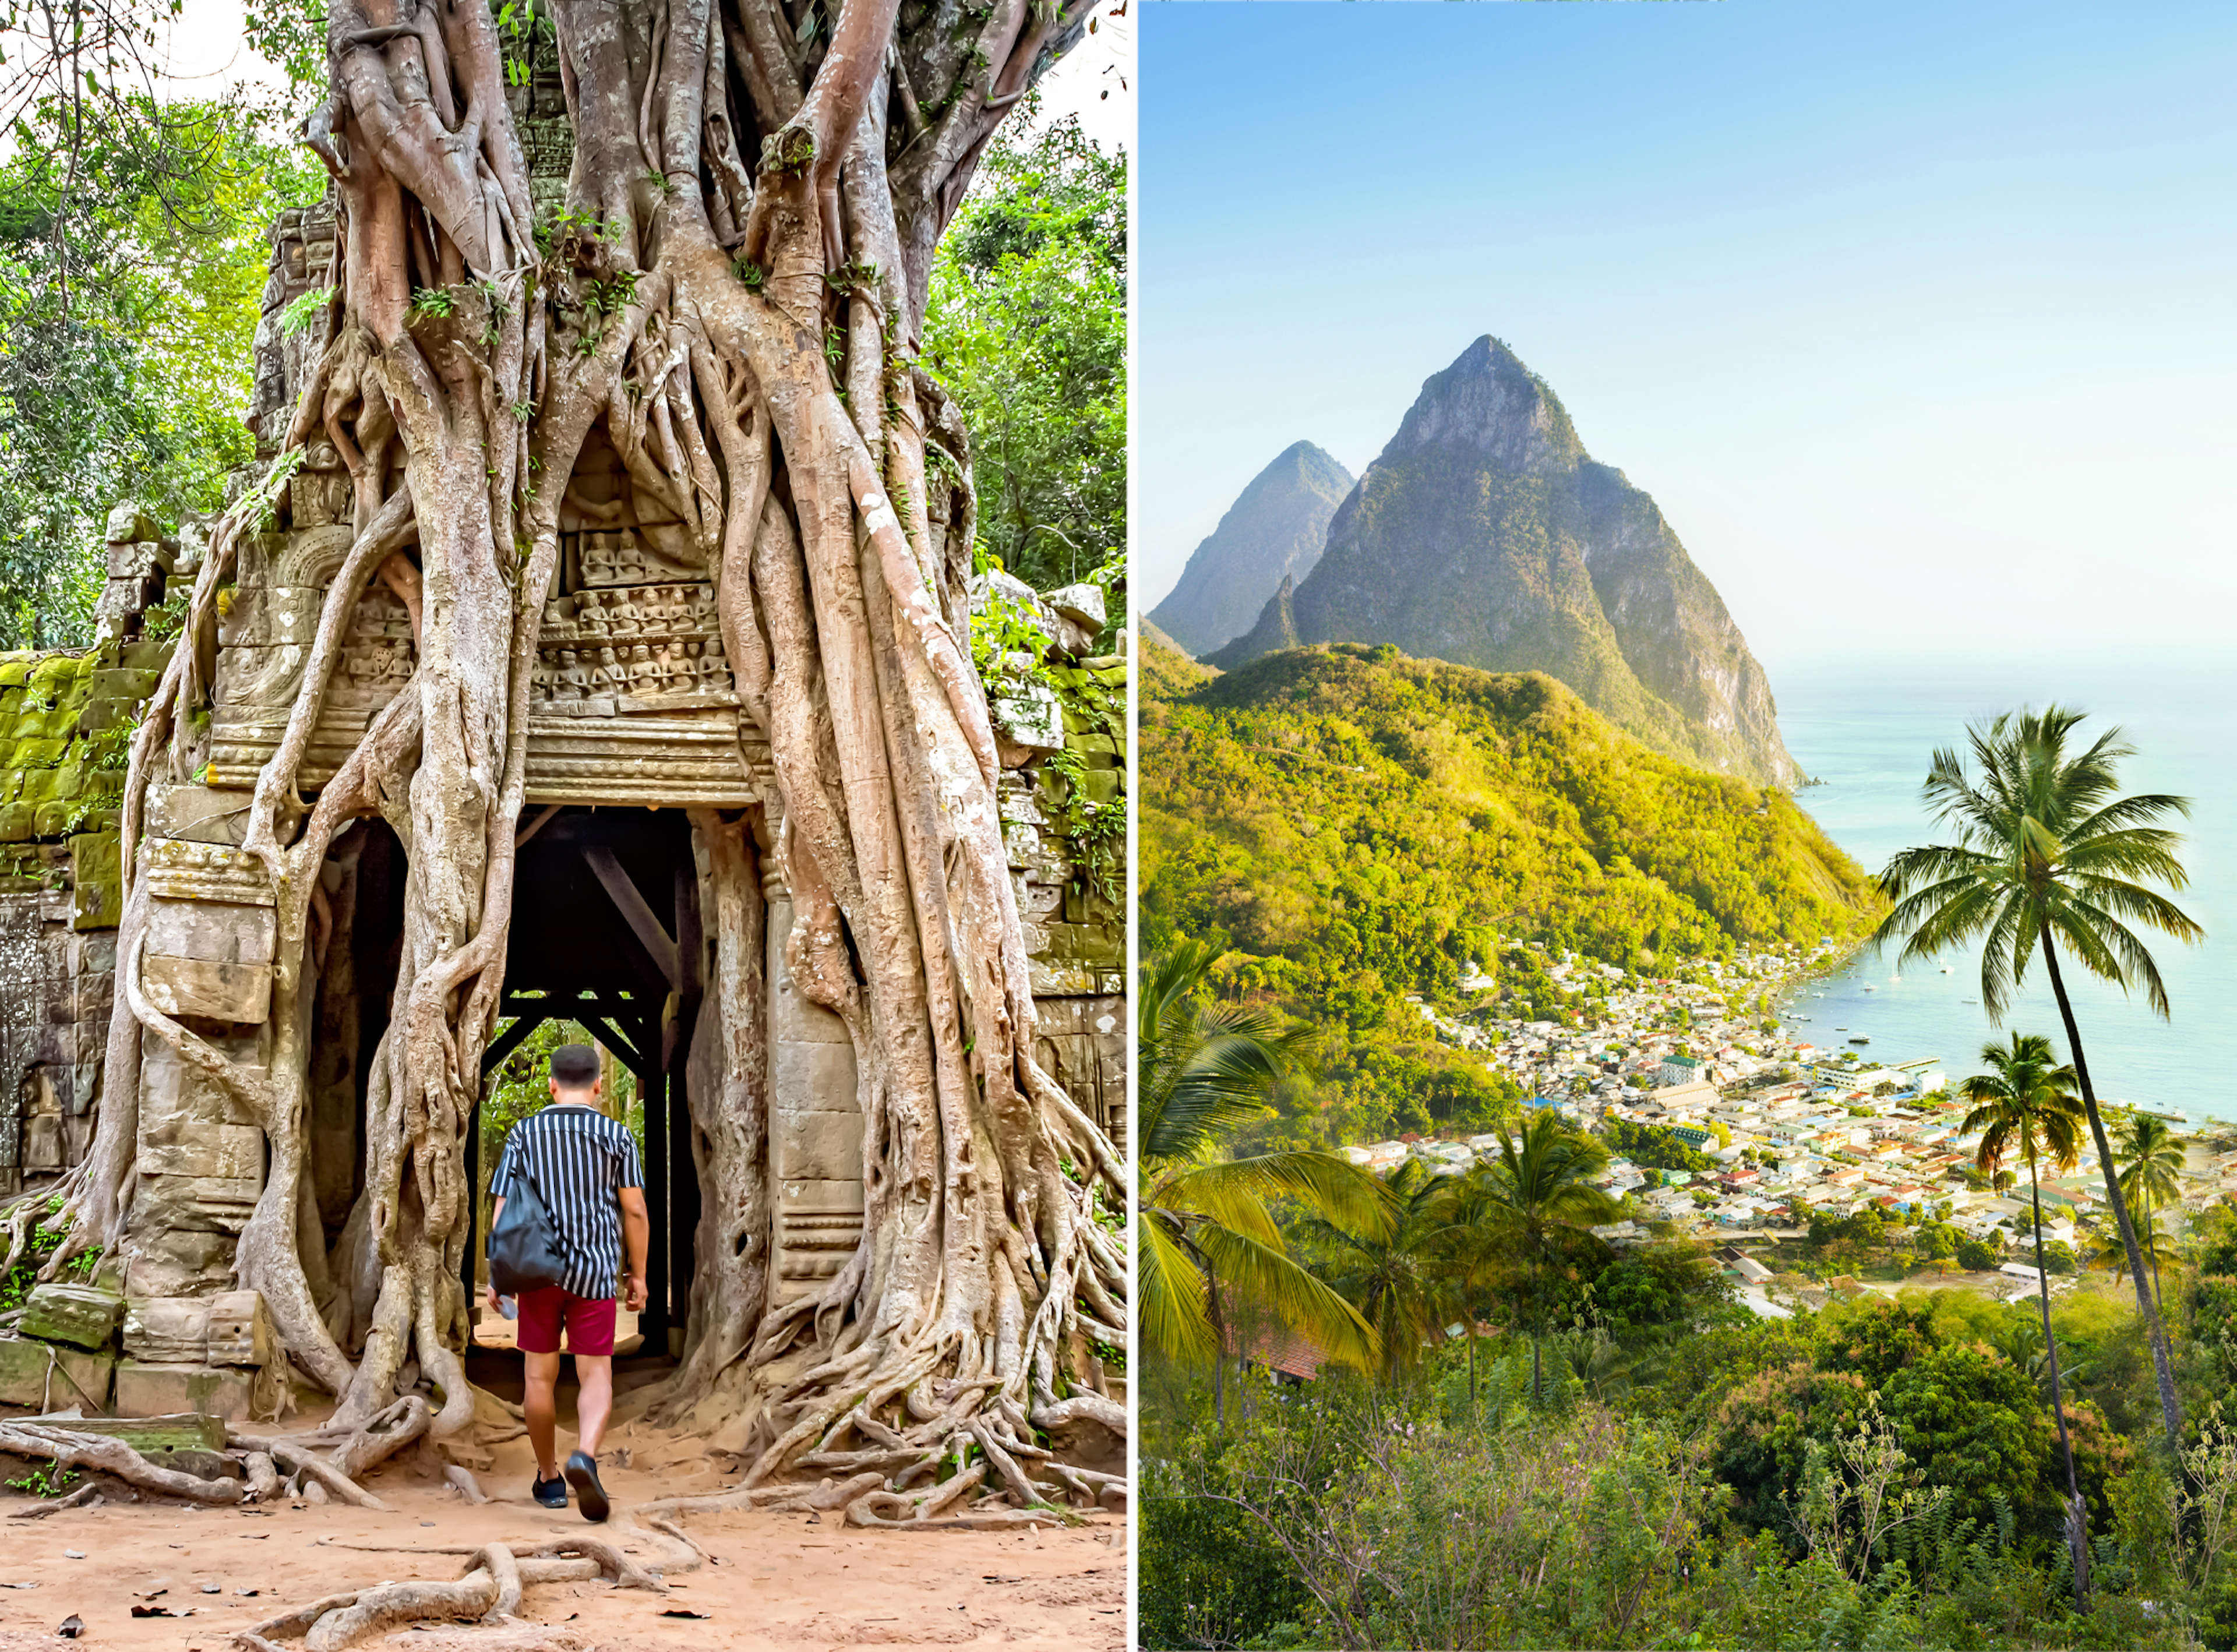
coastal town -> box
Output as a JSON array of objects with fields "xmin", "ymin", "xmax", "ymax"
[{"xmin": 1342, "ymin": 941, "xmax": 2237, "ymax": 1308}]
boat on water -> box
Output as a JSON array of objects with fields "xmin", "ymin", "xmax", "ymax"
[
  {"xmin": 1862, "ymin": 985, "xmax": 1877, "ymax": 993},
  {"xmin": 1940, "ymin": 966, "xmax": 1953, "ymax": 974},
  {"xmin": 1849, "ymin": 1036, "xmax": 1871, "ymax": 1045}
]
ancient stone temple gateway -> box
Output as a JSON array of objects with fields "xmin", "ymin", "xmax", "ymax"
[{"xmin": 0, "ymin": 202, "xmax": 1125, "ymax": 1420}]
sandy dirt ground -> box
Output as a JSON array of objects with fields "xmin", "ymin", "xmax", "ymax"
[{"xmin": 0, "ymin": 1383, "xmax": 1126, "ymax": 1651}]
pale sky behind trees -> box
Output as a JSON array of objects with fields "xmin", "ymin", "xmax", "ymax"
[{"xmin": 1137, "ymin": 1, "xmax": 2235, "ymax": 679}]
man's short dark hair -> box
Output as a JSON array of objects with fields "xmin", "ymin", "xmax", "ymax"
[{"xmin": 550, "ymin": 1044, "xmax": 600, "ymax": 1090}]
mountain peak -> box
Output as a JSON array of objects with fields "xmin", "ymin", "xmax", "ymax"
[
  {"xmin": 1382, "ymin": 336, "xmax": 1585, "ymax": 474},
  {"xmin": 1212, "ymin": 336, "xmax": 1797, "ymax": 788},
  {"xmin": 1148, "ymin": 443, "xmax": 1354, "ymax": 658}
]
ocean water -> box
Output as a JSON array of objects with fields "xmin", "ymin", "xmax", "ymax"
[{"xmin": 1771, "ymin": 659, "xmax": 2237, "ymax": 1127}]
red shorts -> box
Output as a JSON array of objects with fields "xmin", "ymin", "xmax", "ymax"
[{"xmin": 516, "ymin": 1287, "xmax": 618, "ymax": 1357}]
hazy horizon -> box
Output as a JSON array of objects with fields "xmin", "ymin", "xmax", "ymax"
[{"xmin": 1139, "ymin": 2, "xmax": 2235, "ymax": 677}]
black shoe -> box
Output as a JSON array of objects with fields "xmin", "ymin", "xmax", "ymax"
[
  {"xmin": 564, "ymin": 1450, "xmax": 609, "ymax": 1522},
  {"xmin": 531, "ymin": 1472, "xmax": 569, "ymax": 1509}
]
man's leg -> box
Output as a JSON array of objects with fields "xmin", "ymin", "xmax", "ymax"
[
  {"xmin": 524, "ymin": 1349, "xmax": 563, "ymax": 1478},
  {"xmin": 559, "ymin": 1296, "xmax": 618, "ymax": 1520},
  {"xmin": 573, "ymin": 1354, "xmax": 613, "ymax": 1456}
]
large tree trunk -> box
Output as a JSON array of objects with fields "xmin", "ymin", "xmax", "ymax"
[{"xmin": 51, "ymin": 0, "xmax": 1125, "ymax": 1506}]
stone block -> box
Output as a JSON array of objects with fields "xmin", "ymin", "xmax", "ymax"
[
  {"xmin": 122, "ymin": 1227, "xmax": 239, "ymax": 1297},
  {"xmin": 144, "ymin": 955, "xmax": 271, "ymax": 1023},
  {"xmin": 31, "ymin": 802, "xmax": 71, "ymax": 837},
  {"xmin": 68, "ymin": 832, "xmax": 121, "ymax": 931},
  {"xmin": 1029, "ymin": 960, "xmax": 1099, "ymax": 997},
  {"xmin": 20, "ymin": 1114, "xmax": 62, "ymax": 1173},
  {"xmin": 990, "ymin": 683, "xmax": 1063, "ymax": 752},
  {"xmin": 77, "ymin": 697, "xmax": 133, "ymax": 735},
  {"xmin": 89, "ymin": 668, "xmax": 160, "ymax": 701},
  {"xmin": 119, "ymin": 639, "xmax": 173, "ymax": 673},
  {"xmin": 13, "ymin": 737, "xmax": 66, "ymax": 769},
  {"xmin": 138, "ymin": 1120, "xmax": 263, "ymax": 1184},
  {"xmin": 144, "ymin": 785, "xmax": 297, "ymax": 848},
  {"xmin": 70, "ymin": 930, "xmax": 117, "ymax": 973},
  {"xmin": 772, "ymin": 1107, "xmax": 863, "ymax": 1184},
  {"xmin": 124, "ymin": 1291, "xmax": 275, "ymax": 1368},
  {"xmin": 771, "ymin": 1040, "xmax": 859, "ymax": 1115},
  {"xmin": 20, "ymin": 1283, "xmax": 124, "ymax": 1351},
  {"xmin": 140, "ymin": 1032, "xmax": 262, "ymax": 1127},
  {"xmin": 104, "ymin": 503, "xmax": 161, "ymax": 546},
  {"xmin": 1043, "ymin": 583, "xmax": 1107, "ymax": 633},
  {"xmin": 1077, "ymin": 767, "xmax": 1122, "ymax": 805},
  {"xmin": 105, "ymin": 539, "xmax": 174, "ymax": 578},
  {"xmin": 146, "ymin": 898, "xmax": 276, "ymax": 965},
  {"xmin": 112, "ymin": 1360, "xmax": 257, "ymax": 1421},
  {"xmin": 140, "ymin": 838, "xmax": 274, "ymax": 906},
  {"xmin": 0, "ymin": 806, "xmax": 30, "ymax": 844},
  {"xmin": 0, "ymin": 1332, "xmax": 112, "ymax": 1411}
]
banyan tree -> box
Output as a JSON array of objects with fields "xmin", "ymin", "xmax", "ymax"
[{"xmin": 35, "ymin": 0, "xmax": 1129, "ymax": 1513}]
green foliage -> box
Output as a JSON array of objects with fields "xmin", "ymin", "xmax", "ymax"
[
  {"xmin": 1957, "ymin": 1233, "xmax": 2005, "ymax": 1272},
  {"xmin": 925, "ymin": 107, "xmax": 1123, "ymax": 593},
  {"xmin": 278, "ymin": 284, "xmax": 334, "ymax": 336},
  {"xmin": 409, "ymin": 286, "xmax": 456, "ymax": 320},
  {"xmin": 6, "ymin": 1460, "xmax": 78, "ymax": 1498},
  {"xmin": 1604, "ymin": 1116, "xmax": 1714, "ymax": 1173},
  {"xmin": 0, "ymin": 95, "xmax": 320, "ymax": 646},
  {"xmin": 1142, "ymin": 647, "xmax": 1876, "ymax": 1145}
]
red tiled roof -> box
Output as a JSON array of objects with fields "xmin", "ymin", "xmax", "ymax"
[{"xmin": 1226, "ymin": 1322, "xmax": 1333, "ymax": 1381}]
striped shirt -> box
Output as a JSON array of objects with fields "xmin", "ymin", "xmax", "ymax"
[{"xmin": 489, "ymin": 1104, "xmax": 644, "ymax": 1301}]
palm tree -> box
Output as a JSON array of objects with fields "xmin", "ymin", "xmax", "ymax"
[
  {"xmin": 1958, "ymin": 1030, "xmax": 2090, "ymax": 1602},
  {"xmin": 1137, "ymin": 941, "xmax": 1393, "ymax": 1421},
  {"xmin": 1448, "ymin": 1111, "xmax": 1621, "ymax": 1399},
  {"xmin": 1875, "ymin": 706, "xmax": 2202, "ymax": 1459},
  {"xmin": 1303, "ymin": 1159, "xmax": 1456, "ymax": 1382},
  {"xmin": 2116, "ymin": 1113, "xmax": 2186, "ymax": 1316}
]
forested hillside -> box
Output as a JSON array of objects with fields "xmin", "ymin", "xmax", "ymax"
[{"xmin": 1141, "ymin": 637, "xmax": 1876, "ymax": 1138}]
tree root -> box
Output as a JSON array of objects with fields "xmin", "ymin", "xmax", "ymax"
[
  {"xmin": 251, "ymin": 1529, "xmax": 687, "ymax": 1649},
  {"xmin": 230, "ymin": 1432, "xmax": 389, "ymax": 1509},
  {"xmin": 0, "ymin": 1422, "xmax": 240, "ymax": 1504}
]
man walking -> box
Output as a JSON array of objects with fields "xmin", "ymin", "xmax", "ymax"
[{"xmin": 485, "ymin": 1044, "xmax": 648, "ymax": 1520}]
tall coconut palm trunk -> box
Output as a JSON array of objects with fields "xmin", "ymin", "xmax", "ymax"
[
  {"xmin": 2040, "ymin": 931, "xmax": 2184, "ymax": 1455},
  {"xmin": 2026, "ymin": 1142, "xmax": 2089, "ymax": 1603}
]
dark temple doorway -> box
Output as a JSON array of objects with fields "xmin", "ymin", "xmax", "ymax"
[{"xmin": 467, "ymin": 805, "xmax": 705, "ymax": 1360}]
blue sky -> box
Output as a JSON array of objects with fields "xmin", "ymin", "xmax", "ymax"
[{"xmin": 1138, "ymin": 2, "xmax": 2236, "ymax": 677}]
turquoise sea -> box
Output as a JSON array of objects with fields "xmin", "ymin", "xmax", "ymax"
[{"xmin": 1771, "ymin": 659, "xmax": 2237, "ymax": 1128}]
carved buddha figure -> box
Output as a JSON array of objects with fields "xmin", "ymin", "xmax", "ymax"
[
  {"xmin": 627, "ymin": 643, "xmax": 658, "ymax": 694},
  {"xmin": 555, "ymin": 649, "xmax": 586, "ymax": 704},
  {"xmin": 697, "ymin": 641, "xmax": 727, "ymax": 689},
  {"xmin": 581, "ymin": 532, "xmax": 616, "ymax": 584},
  {"xmin": 592, "ymin": 647, "xmax": 623, "ymax": 697},
  {"xmin": 292, "ymin": 440, "xmax": 352, "ymax": 528},
  {"xmin": 652, "ymin": 643, "xmax": 684, "ymax": 694},
  {"xmin": 608, "ymin": 590, "xmax": 642, "ymax": 637}
]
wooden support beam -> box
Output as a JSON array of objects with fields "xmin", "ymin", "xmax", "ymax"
[
  {"xmin": 479, "ymin": 1012, "xmax": 548, "ymax": 1077},
  {"xmin": 675, "ymin": 864, "xmax": 703, "ymax": 1000},
  {"xmin": 588, "ymin": 1015, "xmax": 645, "ymax": 1068},
  {"xmin": 584, "ymin": 846, "xmax": 680, "ymax": 989}
]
